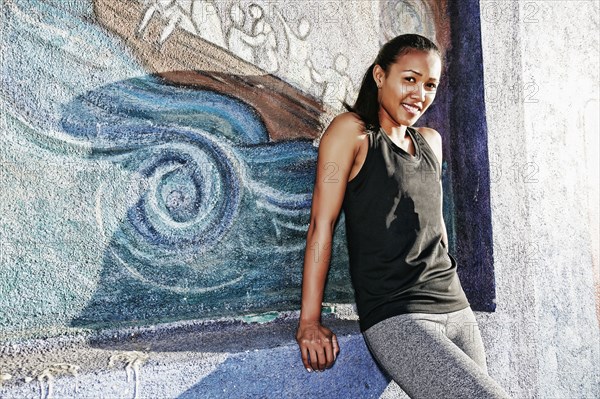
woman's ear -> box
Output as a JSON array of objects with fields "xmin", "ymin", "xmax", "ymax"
[{"xmin": 372, "ymin": 64, "xmax": 383, "ymax": 88}]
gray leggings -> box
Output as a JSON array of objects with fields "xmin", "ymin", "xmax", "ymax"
[{"xmin": 363, "ymin": 306, "xmax": 512, "ymax": 399}]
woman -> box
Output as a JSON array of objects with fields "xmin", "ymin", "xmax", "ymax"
[{"xmin": 295, "ymin": 34, "xmax": 512, "ymax": 398}]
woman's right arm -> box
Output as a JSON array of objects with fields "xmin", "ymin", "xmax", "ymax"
[{"xmin": 296, "ymin": 113, "xmax": 363, "ymax": 372}]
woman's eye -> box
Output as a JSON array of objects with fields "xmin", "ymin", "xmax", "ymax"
[{"xmin": 404, "ymin": 77, "xmax": 437, "ymax": 89}]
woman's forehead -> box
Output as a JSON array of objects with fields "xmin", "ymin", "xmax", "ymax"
[{"xmin": 391, "ymin": 51, "xmax": 442, "ymax": 77}]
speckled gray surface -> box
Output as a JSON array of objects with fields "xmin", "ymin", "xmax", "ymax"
[{"xmin": 479, "ymin": 1, "xmax": 600, "ymax": 398}]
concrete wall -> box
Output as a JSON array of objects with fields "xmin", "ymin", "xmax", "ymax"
[
  {"xmin": 479, "ymin": 1, "xmax": 599, "ymax": 397},
  {"xmin": 1, "ymin": 1, "xmax": 598, "ymax": 398}
]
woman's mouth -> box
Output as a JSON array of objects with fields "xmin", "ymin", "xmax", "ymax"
[{"xmin": 402, "ymin": 103, "xmax": 421, "ymax": 115}]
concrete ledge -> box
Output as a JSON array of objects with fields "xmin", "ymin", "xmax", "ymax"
[{"xmin": 0, "ymin": 313, "xmax": 394, "ymax": 398}]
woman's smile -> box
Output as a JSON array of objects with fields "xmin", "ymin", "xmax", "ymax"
[{"xmin": 401, "ymin": 102, "xmax": 422, "ymax": 115}]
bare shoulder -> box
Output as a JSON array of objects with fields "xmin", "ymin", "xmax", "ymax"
[
  {"xmin": 323, "ymin": 112, "xmax": 365, "ymax": 139},
  {"xmin": 319, "ymin": 112, "xmax": 366, "ymax": 153},
  {"xmin": 415, "ymin": 126, "xmax": 443, "ymax": 163},
  {"xmin": 415, "ymin": 126, "xmax": 441, "ymax": 142}
]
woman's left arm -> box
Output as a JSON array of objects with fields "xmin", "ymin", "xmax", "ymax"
[
  {"xmin": 440, "ymin": 210, "xmax": 449, "ymax": 249},
  {"xmin": 418, "ymin": 127, "xmax": 448, "ymax": 248}
]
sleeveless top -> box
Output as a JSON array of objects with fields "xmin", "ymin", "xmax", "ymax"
[{"xmin": 342, "ymin": 126, "xmax": 470, "ymax": 332}]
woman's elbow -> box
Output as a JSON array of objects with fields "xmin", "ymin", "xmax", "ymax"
[{"xmin": 307, "ymin": 217, "xmax": 336, "ymax": 236}]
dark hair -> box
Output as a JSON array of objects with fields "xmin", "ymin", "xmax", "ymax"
[{"xmin": 342, "ymin": 34, "xmax": 442, "ymax": 131}]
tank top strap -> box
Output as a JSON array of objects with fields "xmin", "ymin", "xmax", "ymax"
[
  {"xmin": 409, "ymin": 126, "xmax": 427, "ymax": 151},
  {"xmin": 410, "ymin": 126, "xmax": 442, "ymax": 178}
]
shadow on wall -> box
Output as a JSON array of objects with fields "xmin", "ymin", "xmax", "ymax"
[
  {"xmin": 176, "ymin": 333, "xmax": 389, "ymax": 399},
  {"xmin": 79, "ymin": 314, "xmax": 391, "ymax": 398},
  {"xmin": 57, "ymin": 72, "xmax": 354, "ymax": 330}
]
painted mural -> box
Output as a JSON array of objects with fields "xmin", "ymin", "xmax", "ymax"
[{"xmin": 0, "ymin": 0, "xmax": 495, "ymax": 335}]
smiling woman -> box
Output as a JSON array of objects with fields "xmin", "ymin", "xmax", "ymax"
[
  {"xmin": 295, "ymin": 34, "xmax": 513, "ymax": 399},
  {"xmin": 374, "ymin": 51, "xmax": 441, "ymax": 133}
]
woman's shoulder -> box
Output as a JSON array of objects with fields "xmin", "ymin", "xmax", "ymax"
[
  {"xmin": 413, "ymin": 126, "xmax": 442, "ymax": 148},
  {"xmin": 325, "ymin": 112, "xmax": 368, "ymax": 138},
  {"xmin": 413, "ymin": 126, "xmax": 441, "ymax": 139},
  {"xmin": 413, "ymin": 126, "xmax": 443, "ymax": 162},
  {"xmin": 317, "ymin": 112, "xmax": 367, "ymax": 155}
]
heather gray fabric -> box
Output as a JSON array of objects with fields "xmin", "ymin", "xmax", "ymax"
[{"xmin": 363, "ymin": 306, "xmax": 512, "ymax": 399}]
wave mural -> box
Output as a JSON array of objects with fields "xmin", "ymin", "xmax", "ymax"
[
  {"xmin": 3, "ymin": 68, "xmax": 354, "ymax": 328},
  {"xmin": 1, "ymin": 0, "xmax": 352, "ymax": 329},
  {"xmin": 64, "ymin": 76, "xmax": 353, "ymax": 325},
  {"xmin": 59, "ymin": 74, "xmax": 345, "ymax": 295}
]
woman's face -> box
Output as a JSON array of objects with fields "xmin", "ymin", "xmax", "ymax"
[{"xmin": 373, "ymin": 50, "xmax": 441, "ymax": 127}]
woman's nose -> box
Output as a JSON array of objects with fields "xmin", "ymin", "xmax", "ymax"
[{"xmin": 410, "ymin": 84, "xmax": 427, "ymax": 101}]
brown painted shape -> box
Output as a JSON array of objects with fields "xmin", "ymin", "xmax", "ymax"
[
  {"xmin": 92, "ymin": 0, "xmax": 324, "ymax": 141},
  {"xmin": 426, "ymin": 0, "xmax": 451, "ymax": 56}
]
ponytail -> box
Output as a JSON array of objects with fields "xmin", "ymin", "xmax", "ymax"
[{"xmin": 342, "ymin": 63, "xmax": 380, "ymax": 131}]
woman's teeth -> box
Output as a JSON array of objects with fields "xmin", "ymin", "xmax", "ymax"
[{"xmin": 402, "ymin": 103, "xmax": 420, "ymax": 114}]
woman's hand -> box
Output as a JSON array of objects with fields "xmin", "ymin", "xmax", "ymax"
[{"xmin": 296, "ymin": 320, "xmax": 340, "ymax": 372}]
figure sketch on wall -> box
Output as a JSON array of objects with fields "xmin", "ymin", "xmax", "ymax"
[
  {"xmin": 137, "ymin": 0, "xmax": 225, "ymax": 48},
  {"xmin": 307, "ymin": 54, "xmax": 357, "ymax": 109},
  {"xmin": 137, "ymin": 0, "xmax": 191, "ymax": 44},
  {"xmin": 248, "ymin": 3, "xmax": 279, "ymax": 73},
  {"xmin": 275, "ymin": 10, "xmax": 314, "ymax": 95},
  {"xmin": 227, "ymin": 3, "xmax": 267, "ymax": 64},
  {"xmin": 380, "ymin": 0, "xmax": 436, "ymax": 43}
]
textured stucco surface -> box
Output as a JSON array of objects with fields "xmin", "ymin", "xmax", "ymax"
[
  {"xmin": 1, "ymin": 1, "xmax": 599, "ymax": 398},
  {"xmin": 478, "ymin": 1, "xmax": 600, "ymax": 398}
]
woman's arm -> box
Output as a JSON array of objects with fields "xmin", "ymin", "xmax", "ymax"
[
  {"xmin": 417, "ymin": 127, "xmax": 448, "ymax": 248},
  {"xmin": 296, "ymin": 113, "xmax": 363, "ymax": 372},
  {"xmin": 436, "ymin": 131, "xmax": 449, "ymax": 249}
]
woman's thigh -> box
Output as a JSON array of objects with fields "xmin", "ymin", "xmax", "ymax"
[
  {"xmin": 363, "ymin": 312, "xmax": 512, "ymax": 399},
  {"xmin": 444, "ymin": 305, "xmax": 489, "ymax": 374}
]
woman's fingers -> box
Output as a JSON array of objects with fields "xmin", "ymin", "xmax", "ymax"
[
  {"xmin": 324, "ymin": 338, "xmax": 335, "ymax": 369},
  {"xmin": 309, "ymin": 348, "xmax": 319, "ymax": 371},
  {"xmin": 296, "ymin": 324, "xmax": 340, "ymax": 372},
  {"xmin": 300, "ymin": 345, "xmax": 312, "ymax": 372},
  {"xmin": 316, "ymin": 348, "xmax": 327, "ymax": 371},
  {"xmin": 332, "ymin": 334, "xmax": 340, "ymax": 360}
]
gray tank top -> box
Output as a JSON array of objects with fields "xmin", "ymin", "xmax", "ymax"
[{"xmin": 342, "ymin": 126, "xmax": 470, "ymax": 332}]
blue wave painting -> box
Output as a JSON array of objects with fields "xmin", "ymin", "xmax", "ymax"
[
  {"xmin": 1, "ymin": 0, "xmax": 353, "ymax": 328},
  {"xmin": 61, "ymin": 76, "xmax": 352, "ymax": 326}
]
